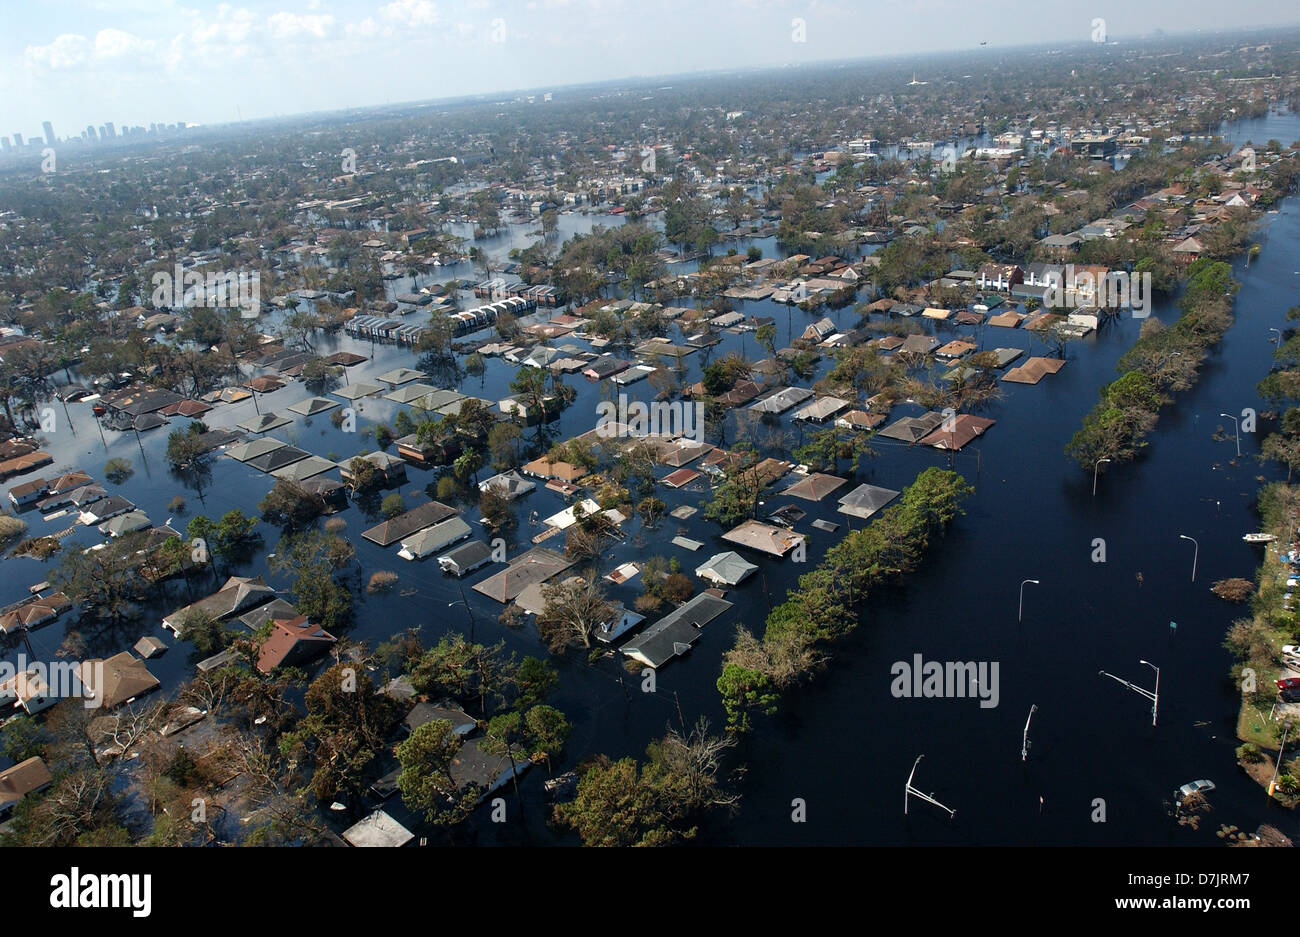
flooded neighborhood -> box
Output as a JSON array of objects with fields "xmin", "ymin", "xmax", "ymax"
[{"xmin": 1, "ymin": 4, "xmax": 1299, "ymax": 912}]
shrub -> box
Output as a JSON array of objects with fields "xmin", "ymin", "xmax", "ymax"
[
  {"xmin": 104, "ymin": 457, "xmax": 134, "ymax": 484},
  {"xmin": 367, "ymin": 571, "xmax": 398, "ymax": 594},
  {"xmin": 1211, "ymin": 578, "xmax": 1254, "ymax": 602},
  {"xmin": 380, "ymin": 493, "xmax": 406, "ymax": 519}
]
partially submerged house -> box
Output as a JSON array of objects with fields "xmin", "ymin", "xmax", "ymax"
[
  {"xmin": 397, "ymin": 516, "xmax": 473, "ymax": 560},
  {"xmin": 361, "ymin": 501, "xmax": 457, "ymax": 546},
  {"xmin": 694, "ymin": 551, "xmax": 759, "ymax": 587},
  {"xmin": 0, "ymin": 757, "xmax": 52, "ymax": 816},
  {"xmin": 621, "ymin": 593, "xmax": 734, "ymax": 669},
  {"xmin": 722, "ymin": 520, "xmax": 805, "ymax": 558},
  {"xmin": 162, "ymin": 575, "xmax": 276, "ymax": 637},
  {"xmin": 77, "ymin": 652, "xmax": 160, "ymax": 710},
  {"xmin": 438, "ymin": 539, "xmax": 495, "ymax": 577},
  {"xmin": 837, "ymin": 483, "xmax": 901, "ymax": 520},
  {"xmin": 256, "ymin": 614, "xmax": 337, "ymax": 674}
]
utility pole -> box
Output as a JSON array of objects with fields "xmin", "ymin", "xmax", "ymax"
[
  {"xmin": 904, "ymin": 755, "xmax": 956, "ymax": 818},
  {"xmin": 1021, "ymin": 704, "xmax": 1038, "ymax": 762}
]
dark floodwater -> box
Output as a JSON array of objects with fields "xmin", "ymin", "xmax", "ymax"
[{"xmin": 4, "ymin": 113, "xmax": 1299, "ymax": 846}]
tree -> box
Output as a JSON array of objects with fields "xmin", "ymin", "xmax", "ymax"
[
  {"xmin": 380, "ymin": 492, "xmax": 406, "ymax": 519},
  {"xmin": 293, "ymin": 663, "xmax": 399, "ymax": 805},
  {"xmin": 536, "ymin": 575, "xmax": 613, "ymax": 651},
  {"xmin": 269, "ymin": 530, "xmax": 354, "ymax": 632},
  {"xmin": 259, "ymin": 479, "xmax": 326, "ymax": 529},
  {"xmin": 395, "ymin": 720, "xmax": 477, "ymax": 826}
]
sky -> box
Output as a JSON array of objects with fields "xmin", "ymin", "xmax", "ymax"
[{"xmin": 2, "ymin": 0, "xmax": 1297, "ymax": 138}]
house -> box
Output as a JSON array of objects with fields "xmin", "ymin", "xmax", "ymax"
[
  {"xmin": 521, "ymin": 456, "xmax": 587, "ymax": 483},
  {"xmin": 7, "ymin": 477, "xmax": 47, "ymax": 507},
  {"xmin": 342, "ymin": 809, "xmax": 415, "ymax": 848},
  {"xmin": 792, "ymin": 396, "xmax": 849, "ymax": 423},
  {"xmin": 582, "ymin": 355, "xmax": 629, "ymax": 381},
  {"xmin": 256, "ymin": 614, "xmax": 337, "ymax": 673},
  {"xmin": 0, "ymin": 669, "xmax": 55, "ymax": 714},
  {"xmin": 976, "ymin": 263, "xmax": 1023, "ymax": 292},
  {"xmin": 478, "ymin": 469, "xmax": 536, "ymax": 500},
  {"xmin": 919, "ymin": 414, "xmax": 996, "ymax": 450},
  {"xmin": 0, "ymin": 757, "xmax": 52, "ymax": 816},
  {"xmin": 472, "ymin": 546, "xmax": 575, "ymax": 603},
  {"xmin": 397, "ymin": 516, "xmax": 473, "ymax": 560},
  {"xmin": 722, "ymin": 519, "xmax": 805, "ymax": 558},
  {"xmin": 438, "ymin": 539, "xmax": 495, "ymax": 577},
  {"xmin": 77, "ymin": 495, "xmax": 135, "ymax": 526},
  {"xmin": 837, "ymin": 483, "xmax": 901, "ymax": 520},
  {"xmin": 800, "ymin": 317, "xmax": 836, "ymax": 343},
  {"xmin": 361, "ymin": 501, "xmax": 457, "ymax": 546},
  {"xmin": 77, "ymin": 652, "xmax": 160, "ymax": 710},
  {"xmin": 1171, "ymin": 236, "xmax": 1204, "ymax": 263},
  {"xmin": 783, "ymin": 472, "xmax": 849, "ymax": 501},
  {"xmin": 340, "ymin": 450, "xmax": 407, "ymax": 486},
  {"xmin": 162, "ymin": 575, "xmax": 276, "ymax": 636},
  {"xmin": 593, "ymin": 602, "xmax": 646, "ymax": 643},
  {"xmin": 621, "ymin": 593, "xmax": 734, "ymax": 669},
  {"xmin": 404, "ymin": 701, "xmax": 477, "ymax": 736},
  {"xmin": 694, "ymin": 551, "xmax": 759, "ymax": 587}
]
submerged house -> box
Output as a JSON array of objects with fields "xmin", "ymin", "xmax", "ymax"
[
  {"xmin": 694, "ymin": 551, "xmax": 759, "ymax": 587},
  {"xmin": 256, "ymin": 614, "xmax": 337, "ymax": 674},
  {"xmin": 621, "ymin": 593, "xmax": 734, "ymax": 669},
  {"xmin": 77, "ymin": 652, "xmax": 160, "ymax": 710},
  {"xmin": 162, "ymin": 575, "xmax": 276, "ymax": 637}
]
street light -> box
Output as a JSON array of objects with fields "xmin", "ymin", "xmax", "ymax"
[
  {"xmin": 1099, "ymin": 660, "xmax": 1159, "ymax": 726},
  {"xmin": 1179, "ymin": 534, "xmax": 1198, "ymax": 582},
  {"xmin": 1019, "ymin": 579, "xmax": 1039, "ymax": 623},
  {"xmin": 449, "ymin": 587, "xmax": 477, "ymax": 642},
  {"xmin": 1093, "ymin": 457, "xmax": 1111, "ymax": 497},
  {"xmin": 1219, "ymin": 413, "xmax": 1240, "ymax": 458},
  {"xmin": 1269, "ymin": 327, "xmax": 1282, "ymax": 350}
]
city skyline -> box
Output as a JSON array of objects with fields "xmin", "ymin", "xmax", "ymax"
[{"xmin": 3, "ymin": 1, "xmax": 1299, "ymax": 136}]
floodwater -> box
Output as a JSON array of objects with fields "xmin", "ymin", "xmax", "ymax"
[{"xmin": 2, "ymin": 113, "xmax": 1298, "ymax": 846}]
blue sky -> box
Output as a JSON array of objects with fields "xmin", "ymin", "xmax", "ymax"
[{"xmin": 1, "ymin": 0, "xmax": 1295, "ymax": 137}]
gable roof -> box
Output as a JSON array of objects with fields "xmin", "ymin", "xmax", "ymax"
[{"xmin": 361, "ymin": 501, "xmax": 457, "ymax": 546}]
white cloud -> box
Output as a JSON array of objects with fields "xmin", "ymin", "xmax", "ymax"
[
  {"xmin": 380, "ymin": 0, "xmax": 441, "ymax": 29},
  {"xmin": 268, "ymin": 11, "xmax": 336, "ymax": 40},
  {"xmin": 25, "ymin": 29, "xmax": 157, "ymax": 71}
]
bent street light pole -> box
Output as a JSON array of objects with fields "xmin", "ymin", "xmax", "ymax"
[
  {"xmin": 1022, "ymin": 704, "xmax": 1038, "ymax": 762},
  {"xmin": 1093, "ymin": 457, "xmax": 1111, "ymax": 497},
  {"xmin": 1179, "ymin": 534, "xmax": 1198, "ymax": 582},
  {"xmin": 1099, "ymin": 661, "xmax": 1159, "ymax": 726},
  {"xmin": 1270, "ymin": 327, "xmax": 1282, "ymax": 350},
  {"xmin": 1219, "ymin": 413, "xmax": 1240, "ymax": 458},
  {"xmin": 905, "ymin": 754, "xmax": 956, "ymax": 819},
  {"xmin": 1019, "ymin": 579, "xmax": 1039, "ymax": 623},
  {"xmin": 449, "ymin": 589, "xmax": 477, "ymax": 642}
]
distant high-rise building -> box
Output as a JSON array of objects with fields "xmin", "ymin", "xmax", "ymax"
[
  {"xmin": 87, "ymin": 125, "xmax": 98, "ymax": 141},
  {"xmin": 104, "ymin": 122, "xmax": 115, "ymax": 138},
  {"xmin": 13, "ymin": 133, "xmax": 23, "ymax": 147},
  {"xmin": 0, "ymin": 137, "xmax": 9, "ymax": 151},
  {"xmin": 42, "ymin": 121, "xmax": 55, "ymax": 146}
]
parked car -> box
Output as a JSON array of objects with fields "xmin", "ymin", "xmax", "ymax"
[
  {"xmin": 1176, "ymin": 779, "xmax": 1215, "ymax": 801},
  {"xmin": 1276, "ymin": 677, "xmax": 1300, "ymax": 692}
]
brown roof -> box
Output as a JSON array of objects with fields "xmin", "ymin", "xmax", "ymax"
[
  {"xmin": 361, "ymin": 501, "xmax": 457, "ymax": 546},
  {"xmin": 256, "ymin": 614, "xmax": 336, "ymax": 673},
  {"xmin": 722, "ymin": 520, "xmax": 805, "ymax": 557},
  {"xmin": 1002, "ymin": 357, "xmax": 1066, "ymax": 385},
  {"xmin": 78, "ymin": 652, "xmax": 160, "ymax": 709},
  {"xmin": 0, "ymin": 757, "xmax": 52, "ymax": 809},
  {"xmin": 521, "ymin": 457, "xmax": 588, "ymax": 482},
  {"xmin": 783, "ymin": 472, "xmax": 848, "ymax": 501},
  {"xmin": 919, "ymin": 414, "xmax": 996, "ymax": 450}
]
